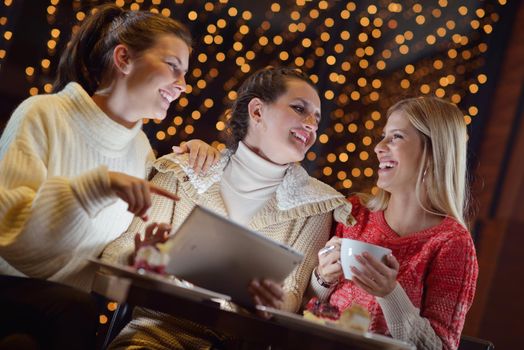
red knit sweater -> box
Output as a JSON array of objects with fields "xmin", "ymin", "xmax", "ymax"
[{"xmin": 329, "ymin": 196, "xmax": 478, "ymax": 350}]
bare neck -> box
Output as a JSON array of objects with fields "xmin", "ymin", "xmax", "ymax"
[
  {"xmin": 91, "ymin": 86, "xmax": 138, "ymax": 129},
  {"xmin": 385, "ymin": 192, "xmax": 442, "ymax": 236}
]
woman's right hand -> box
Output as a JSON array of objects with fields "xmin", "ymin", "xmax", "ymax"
[
  {"xmin": 108, "ymin": 171, "xmax": 179, "ymax": 221},
  {"xmin": 248, "ymin": 278, "xmax": 285, "ymax": 319},
  {"xmin": 172, "ymin": 139, "xmax": 220, "ymax": 174},
  {"xmin": 317, "ymin": 236, "xmax": 343, "ymax": 285}
]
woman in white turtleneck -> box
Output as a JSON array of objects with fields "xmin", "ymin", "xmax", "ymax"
[
  {"xmin": 102, "ymin": 67, "xmax": 353, "ymax": 350},
  {"xmin": 220, "ymin": 141, "xmax": 288, "ymax": 225}
]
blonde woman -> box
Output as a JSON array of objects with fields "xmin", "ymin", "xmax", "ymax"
[{"xmin": 312, "ymin": 97, "xmax": 478, "ymax": 350}]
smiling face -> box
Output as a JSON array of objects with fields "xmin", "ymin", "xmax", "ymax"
[
  {"xmin": 374, "ymin": 111, "xmax": 425, "ymax": 195},
  {"xmin": 244, "ymin": 78, "xmax": 321, "ymax": 165},
  {"xmin": 124, "ymin": 34, "xmax": 189, "ymax": 121}
]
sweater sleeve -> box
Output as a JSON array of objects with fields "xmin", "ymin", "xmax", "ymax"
[
  {"xmin": 377, "ymin": 283, "xmax": 443, "ymax": 350},
  {"xmin": 305, "ymin": 202, "xmax": 357, "ymax": 303},
  {"xmin": 101, "ymin": 171, "xmax": 177, "ymax": 266},
  {"xmin": 0, "ymin": 132, "xmax": 116, "ymax": 278},
  {"xmin": 281, "ymin": 212, "xmax": 332, "ymax": 312},
  {"xmin": 377, "ymin": 234, "xmax": 478, "ymax": 350},
  {"xmin": 305, "ymin": 268, "xmax": 336, "ymax": 302}
]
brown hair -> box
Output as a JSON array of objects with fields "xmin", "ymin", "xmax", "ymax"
[
  {"xmin": 226, "ymin": 66, "xmax": 318, "ymax": 150},
  {"xmin": 53, "ymin": 4, "xmax": 191, "ymax": 95}
]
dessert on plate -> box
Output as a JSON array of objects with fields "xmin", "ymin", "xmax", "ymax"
[{"xmin": 304, "ymin": 297, "xmax": 371, "ymax": 333}]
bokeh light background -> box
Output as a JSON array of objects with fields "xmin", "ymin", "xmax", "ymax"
[{"xmin": 0, "ymin": 0, "xmax": 513, "ymax": 196}]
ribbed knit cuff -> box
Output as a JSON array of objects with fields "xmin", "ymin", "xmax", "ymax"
[
  {"xmin": 282, "ymin": 292, "xmax": 301, "ymax": 313},
  {"xmin": 308, "ymin": 269, "xmax": 336, "ymax": 302},
  {"xmin": 376, "ymin": 282, "xmax": 419, "ymax": 324},
  {"xmin": 70, "ymin": 165, "xmax": 117, "ymax": 217}
]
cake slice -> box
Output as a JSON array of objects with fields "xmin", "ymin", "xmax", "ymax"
[{"xmin": 303, "ymin": 297, "xmax": 371, "ymax": 333}]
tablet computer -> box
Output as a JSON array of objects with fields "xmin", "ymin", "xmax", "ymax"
[{"xmin": 164, "ymin": 205, "xmax": 304, "ymax": 307}]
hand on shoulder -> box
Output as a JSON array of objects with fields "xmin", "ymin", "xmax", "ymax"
[{"xmin": 172, "ymin": 139, "xmax": 220, "ymax": 174}]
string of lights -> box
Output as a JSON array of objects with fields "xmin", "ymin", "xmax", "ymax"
[
  {"xmin": 1, "ymin": 0, "xmax": 511, "ymax": 329},
  {"xmin": 0, "ymin": 0, "xmax": 19, "ymax": 71},
  {"xmin": 6, "ymin": 0, "xmax": 506, "ymax": 194}
]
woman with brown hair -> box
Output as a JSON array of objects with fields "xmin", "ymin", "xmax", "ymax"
[
  {"xmin": 0, "ymin": 4, "xmax": 215, "ymax": 349},
  {"xmin": 103, "ymin": 66, "xmax": 353, "ymax": 349}
]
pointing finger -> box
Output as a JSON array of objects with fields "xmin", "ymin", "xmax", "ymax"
[{"xmin": 149, "ymin": 183, "xmax": 179, "ymax": 201}]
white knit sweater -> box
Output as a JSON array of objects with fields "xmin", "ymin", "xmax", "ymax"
[{"xmin": 0, "ymin": 82, "xmax": 154, "ymax": 291}]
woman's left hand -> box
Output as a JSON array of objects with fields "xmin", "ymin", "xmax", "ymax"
[
  {"xmin": 248, "ymin": 278, "xmax": 285, "ymax": 319},
  {"xmin": 129, "ymin": 222, "xmax": 172, "ymax": 265},
  {"xmin": 351, "ymin": 253, "xmax": 399, "ymax": 297}
]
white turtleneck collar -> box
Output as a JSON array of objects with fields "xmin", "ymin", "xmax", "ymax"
[
  {"xmin": 223, "ymin": 141, "xmax": 288, "ymax": 198},
  {"xmin": 157, "ymin": 143, "xmax": 347, "ymax": 213},
  {"xmin": 60, "ymin": 82, "xmax": 143, "ymax": 157},
  {"xmin": 221, "ymin": 141, "xmax": 289, "ymax": 224}
]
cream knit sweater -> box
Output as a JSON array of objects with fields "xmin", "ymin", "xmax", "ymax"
[
  {"xmin": 103, "ymin": 151, "xmax": 354, "ymax": 349},
  {"xmin": 0, "ymin": 82, "xmax": 154, "ymax": 291}
]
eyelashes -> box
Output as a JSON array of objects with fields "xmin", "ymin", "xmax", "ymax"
[
  {"xmin": 291, "ymin": 104, "xmax": 321, "ymax": 123},
  {"xmin": 291, "ymin": 104, "xmax": 305, "ymax": 113},
  {"xmin": 379, "ymin": 133, "xmax": 404, "ymax": 141},
  {"xmin": 167, "ymin": 62, "xmax": 179, "ymax": 71}
]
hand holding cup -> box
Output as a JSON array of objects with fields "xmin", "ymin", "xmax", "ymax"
[{"xmin": 339, "ymin": 238, "xmax": 398, "ymax": 297}]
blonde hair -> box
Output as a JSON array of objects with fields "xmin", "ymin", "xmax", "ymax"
[{"xmin": 364, "ymin": 96, "xmax": 470, "ymax": 228}]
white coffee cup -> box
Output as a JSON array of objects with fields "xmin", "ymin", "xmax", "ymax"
[{"xmin": 340, "ymin": 238, "xmax": 392, "ymax": 280}]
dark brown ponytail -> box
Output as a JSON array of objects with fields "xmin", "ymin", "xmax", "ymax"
[{"xmin": 53, "ymin": 4, "xmax": 191, "ymax": 95}]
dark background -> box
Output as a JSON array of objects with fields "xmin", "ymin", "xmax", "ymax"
[{"xmin": 1, "ymin": 0, "xmax": 523, "ymax": 348}]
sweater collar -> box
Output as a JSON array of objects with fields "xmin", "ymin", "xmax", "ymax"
[
  {"xmin": 223, "ymin": 141, "xmax": 288, "ymax": 199},
  {"xmin": 156, "ymin": 148, "xmax": 346, "ymax": 211},
  {"xmin": 376, "ymin": 210, "xmax": 455, "ymax": 240},
  {"xmin": 59, "ymin": 82, "xmax": 143, "ymax": 154}
]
